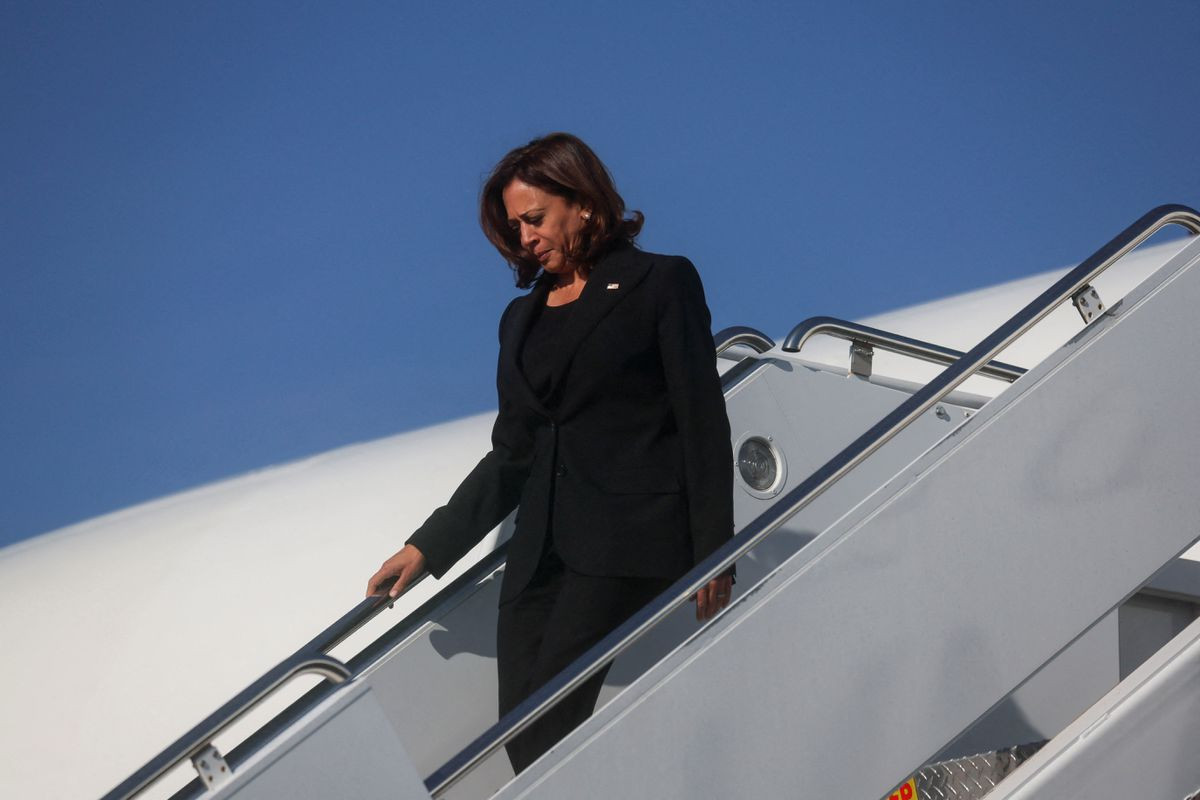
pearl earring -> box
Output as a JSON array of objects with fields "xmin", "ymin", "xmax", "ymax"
[{"xmin": 582, "ymin": 211, "xmax": 592, "ymax": 220}]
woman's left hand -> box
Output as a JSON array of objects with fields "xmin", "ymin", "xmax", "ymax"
[{"xmin": 694, "ymin": 574, "xmax": 733, "ymax": 621}]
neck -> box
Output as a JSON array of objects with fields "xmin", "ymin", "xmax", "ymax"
[{"xmin": 551, "ymin": 267, "xmax": 585, "ymax": 289}]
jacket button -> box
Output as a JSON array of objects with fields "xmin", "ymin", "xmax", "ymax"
[
  {"xmin": 555, "ymin": 464, "xmax": 567, "ymax": 477},
  {"xmin": 549, "ymin": 421, "xmax": 557, "ymax": 431}
]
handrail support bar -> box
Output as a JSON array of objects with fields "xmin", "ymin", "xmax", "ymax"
[
  {"xmin": 1071, "ymin": 284, "xmax": 1106, "ymax": 324},
  {"xmin": 191, "ymin": 744, "xmax": 232, "ymax": 791},
  {"xmin": 849, "ymin": 339, "xmax": 874, "ymax": 378}
]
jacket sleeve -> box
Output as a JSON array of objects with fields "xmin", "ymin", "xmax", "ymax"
[
  {"xmin": 406, "ymin": 301, "xmax": 534, "ymax": 578},
  {"xmin": 655, "ymin": 257, "xmax": 735, "ymax": 568}
]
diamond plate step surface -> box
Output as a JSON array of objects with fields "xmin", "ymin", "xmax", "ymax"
[{"xmin": 883, "ymin": 741, "xmax": 1047, "ymax": 800}]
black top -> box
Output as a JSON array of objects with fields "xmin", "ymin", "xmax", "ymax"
[{"xmin": 520, "ymin": 301, "xmax": 575, "ymax": 404}]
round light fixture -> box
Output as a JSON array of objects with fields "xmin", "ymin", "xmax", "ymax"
[{"xmin": 737, "ymin": 435, "xmax": 782, "ymax": 495}]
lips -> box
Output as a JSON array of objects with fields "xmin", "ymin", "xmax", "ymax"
[{"xmin": 535, "ymin": 249, "xmax": 552, "ymax": 263}]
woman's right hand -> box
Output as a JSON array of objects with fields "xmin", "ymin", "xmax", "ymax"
[{"xmin": 365, "ymin": 544, "xmax": 427, "ymax": 599}]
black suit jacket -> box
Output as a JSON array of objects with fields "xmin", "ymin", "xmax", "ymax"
[{"xmin": 407, "ymin": 244, "xmax": 733, "ymax": 604}]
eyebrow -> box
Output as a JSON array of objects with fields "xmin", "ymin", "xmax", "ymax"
[{"xmin": 507, "ymin": 207, "xmax": 545, "ymax": 226}]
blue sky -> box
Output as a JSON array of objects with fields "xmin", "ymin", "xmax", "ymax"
[{"xmin": 3, "ymin": 1, "xmax": 1198, "ymax": 547}]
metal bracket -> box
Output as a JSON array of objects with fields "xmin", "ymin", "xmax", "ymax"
[
  {"xmin": 1071, "ymin": 284, "xmax": 1105, "ymax": 323},
  {"xmin": 848, "ymin": 340, "xmax": 874, "ymax": 378},
  {"xmin": 191, "ymin": 744, "xmax": 232, "ymax": 790}
]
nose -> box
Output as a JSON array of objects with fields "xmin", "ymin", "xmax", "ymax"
[{"xmin": 520, "ymin": 223, "xmax": 538, "ymax": 252}]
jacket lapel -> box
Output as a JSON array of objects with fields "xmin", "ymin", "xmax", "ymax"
[
  {"xmin": 500, "ymin": 245, "xmax": 653, "ymax": 417},
  {"xmin": 499, "ymin": 281, "xmax": 553, "ymax": 419},
  {"xmin": 542, "ymin": 244, "xmax": 651, "ymax": 404}
]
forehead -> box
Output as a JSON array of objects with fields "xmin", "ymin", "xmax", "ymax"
[{"xmin": 502, "ymin": 180, "xmax": 567, "ymax": 217}]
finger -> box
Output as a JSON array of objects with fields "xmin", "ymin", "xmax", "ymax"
[
  {"xmin": 713, "ymin": 577, "xmax": 730, "ymax": 612},
  {"xmin": 366, "ymin": 568, "xmax": 386, "ymax": 598},
  {"xmin": 695, "ymin": 588, "xmax": 706, "ymax": 621},
  {"xmin": 704, "ymin": 578, "xmax": 730, "ymax": 619},
  {"xmin": 367, "ymin": 562, "xmax": 400, "ymax": 598},
  {"xmin": 391, "ymin": 560, "xmax": 421, "ymax": 598},
  {"xmin": 702, "ymin": 583, "xmax": 717, "ymax": 621},
  {"xmin": 389, "ymin": 568, "xmax": 408, "ymax": 599}
]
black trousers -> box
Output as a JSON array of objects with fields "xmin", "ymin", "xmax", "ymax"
[{"xmin": 496, "ymin": 543, "xmax": 672, "ymax": 773}]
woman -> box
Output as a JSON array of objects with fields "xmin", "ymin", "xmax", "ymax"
[{"xmin": 366, "ymin": 132, "xmax": 733, "ymax": 772}]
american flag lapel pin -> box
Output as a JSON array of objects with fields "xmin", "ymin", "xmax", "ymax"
[{"xmin": 606, "ymin": 282, "xmax": 620, "ymax": 290}]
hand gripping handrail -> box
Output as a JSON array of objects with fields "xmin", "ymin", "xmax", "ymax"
[
  {"xmin": 425, "ymin": 204, "xmax": 1200, "ymax": 796},
  {"xmin": 782, "ymin": 316, "xmax": 1027, "ymax": 382},
  {"xmin": 714, "ymin": 325, "xmax": 776, "ymax": 356}
]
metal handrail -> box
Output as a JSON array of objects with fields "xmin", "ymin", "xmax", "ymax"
[
  {"xmin": 102, "ymin": 655, "xmax": 351, "ymax": 800},
  {"xmin": 782, "ymin": 316, "xmax": 1027, "ymax": 382},
  {"xmin": 101, "ymin": 574, "xmax": 430, "ymax": 800},
  {"xmin": 161, "ymin": 541, "xmax": 515, "ymax": 800},
  {"xmin": 310, "ymin": 572, "xmax": 429, "ymax": 652},
  {"xmin": 714, "ymin": 325, "xmax": 775, "ymax": 356},
  {"xmin": 426, "ymin": 204, "xmax": 1200, "ymax": 795}
]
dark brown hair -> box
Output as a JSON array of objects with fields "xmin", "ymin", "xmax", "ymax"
[{"xmin": 480, "ymin": 132, "xmax": 644, "ymax": 288}]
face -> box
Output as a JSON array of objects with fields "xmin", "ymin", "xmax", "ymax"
[{"xmin": 502, "ymin": 179, "xmax": 590, "ymax": 274}]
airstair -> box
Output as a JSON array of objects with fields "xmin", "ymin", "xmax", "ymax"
[{"xmin": 103, "ymin": 205, "xmax": 1200, "ymax": 800}]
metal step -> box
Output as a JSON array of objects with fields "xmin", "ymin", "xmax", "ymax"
[{"xmin": 883, "ymin": 742, "xmax": 1046, "ymax": 800}]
